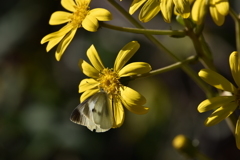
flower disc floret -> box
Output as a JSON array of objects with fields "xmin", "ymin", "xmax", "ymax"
[
  {"xmin": 98, "ymin": 68, "xmax": 121, "ymax": 97},
  {"xmin": 70, "ymin": 4, "xmax": 90, "ymax": 28}
]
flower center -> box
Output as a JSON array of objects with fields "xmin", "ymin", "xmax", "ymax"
[
  {"xmin": 70, "ymin": 2, "xmax": 90, "ymax": 28},
  {"xmin": 98, "ymin": 68, "xmax": 121, "ymax": 98}
]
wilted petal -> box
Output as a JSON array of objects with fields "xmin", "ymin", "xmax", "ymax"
[
  {"xmin": 199, "ymin": 69, "xmax": 237, "ymax": 93},
  {"xmin": 87, "ymin": 45, "xmax": 105, "ymax": 72},
  {"xmin": 79, "ymin": 78, "xmax": 99, "ymax": 93},
  {"xmin": 89, "ymin": 8, "xmax": 112, "ymax": 21},
  {"xmin": 129, "ymin": 0, "xmax": 147, "ymax": 15},
  {"xmin": 61, "ymin": 0, "xmax": 76, "ymax": 12},
  {"xmin": 80, "ymin": 88, "xmax": 99, "ymax": 102},
  {"xmin": 229, "ymin": 51, "xmax": 240, "ymax": 88},
  {"xmin": 235, "ymin": 116, "xmax": 240, "ymax": 150},
  {"xmin": 78, "ymin": 59, "xmax": 100, "ymax": 79},
  {"xmin": 82, "ymin": 14, "xmax": 99, "ymax": 32},
  {"xmin": 55, "ymin": 28, "xmax": 77, "ymax": 61},
  {"xmin": 112, "ymin": 98, "xmax": 125, "ymax": 127},
  {"xmin": 139, "ymin": 0, "xmax": 161, "ymax": 22},
  {"xmin": 204, "ymin": 102, "xmax": 237, "ymax": 126},
  {"xmin": 49, "ymin": 11, "xmax": 71, "ymax": 25},
  {"xmin": 114, "ymin": 41, "xmax": 140, "ymax": 72},
  {"xmin": 118, "ymin": 62, "xmax": 151, "ymax": 77},
  {"xmin": 198, "ymin": 96, "xmax": 235, "ymax": 113}
]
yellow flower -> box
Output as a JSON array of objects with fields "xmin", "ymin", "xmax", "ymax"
[
  {"xmin": 41, "ymin": 0, "xmax": 112, "ymax": 61},
  {"xmin": 129, "ymin": 0, "xmax": 161, "ymax": 23},
  {"xmin": 198, "ymin": 51, "xmax": 240, "ymax": 149},
  {"xmin": 78, "ymin": 41, "xmax": 151, "ymax": 128},
  {"xmin": 129, "ymin": 0, "xmax": 191, "ymax": 23},
  {"xmin": 161, "ymin": 0, "xmax": 191, "ymax": 23},
  {"xmin": 192, "ymin": 0, "xmax": 229, "ymax": 26}
]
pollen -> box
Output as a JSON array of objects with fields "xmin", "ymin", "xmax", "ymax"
[
  {"xmin": 70, "ymin": 1, "xmax": 90, "ymax": 28},
  {"xmin": 98, "ymin": 68, "xmax": 121, "ymax": 97}
]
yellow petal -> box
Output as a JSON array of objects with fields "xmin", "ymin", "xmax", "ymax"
[
  {"xmin": 191, "ymin": 0, "xmax": 205, "ymax": 25},
  {"xmin": 214, "ymin": 0, "xmax": 229, "ymax": 16},
  {"xmin": 78, "ymin": 59, "xmax": 100, "ymax": 79},
  {"xmin": 210, "ymin": 6, "xmax": 225, "ymax": 26},
  {"xmin": 80, "ymin": 88, "xmax": 98, "ymax": 102},
  {"xmin": 40, "ymin": 24, "xmax": 72, "ymax": 44},
  {"xmin": 235, "ymin": 116, "xmax": 240, "ymax": 150},
  {"xmin": 229, "ymin": 51, "xmax": 240, "ymax": 88},
  {"xmin": 61, "ymin": 0, "xmax": 76, "ymax": 12},
  {"xmin": 77, "ymin": 0, "xmax": 91, "ymax": 6},
  {"xmin": 173, "ymin": 0, "xmax": 184, "ymax": 12},
  {"xmin": 82, "ymin": 14, "xmax": 99, "ymax": 32},
  {"xmin": 89, "ymin": 8, "xmax": 112, "ymax": 21},
  {"xmin": 49, "ymin": 11, "xmax": 71, "ymax": 25},
  {"xmin": 199, "ymin": 69, "xmax": 237, "ymax": 93},
  {"xmin": 198, "ymin": 96, "xmax": 235, "ymax": 113},
  {"xmin": 189, "ymin": 0, "xmax": 195, "ymax": 5},
  {"xmin": 173, "ymin": 0, "xmax": 190, "ymax": 18},
  {"xmin": 161, "ymin": 0, "xmax": 173, "ymax": 23},
  {"xmin": 86, "ymin": 45, "xmax": 105, "ymax": 72},
  {"xmin": 112, "ymin": 98, "xmax": 125, "ymax": 128},
  {"xmin": 55, "ymin": 28, "xmax": 77, "ymax": 61},
  {"xmin": 122, "ymin": 101, "xmax": 149, "ymax": 115},
  {"xmin": 46, "ymin": 35, "xmax": 65, "ymax": 52},
  {"xmin": 139, "ymin": 0, "xmax": 161, "ymax": 22},
  {"xmin": 129, "ymin": 0, "xmax": 147, "ymax": 15},
  {"xmin": 120, "ymin": 86, "xmax": 148, "ymax": 114},
  {"xmin": 121, "ymin": 86, "xmax": 146, "ymax": 105},
  {"xmin": 79, "ymin": 78, "xmax": 99, "ymax": 93},
  {"xmin": 118, "ymin": 62, "xmax": 151, "ymax": 77},
  {"xmin": 204, "ymin": 102, "xmax": 237, "ymax": 126},
  {"xmin": 114, "ymin": 41, "xmax": 140, "ymax": 72}
]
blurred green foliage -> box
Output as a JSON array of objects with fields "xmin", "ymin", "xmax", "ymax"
[{"xmin": 0, "ymin": 0, "xmax": 240, "ymax": 160}]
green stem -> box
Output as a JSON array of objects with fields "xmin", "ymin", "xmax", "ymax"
[
  {"xmin": 130, "ymin": 55, "xmax": 198, "ymax": 80},
  {"xmin": 107, "ymin": 0, "xmax": 214, "ymax": 98},
  {"xmin": 184, "ymin": 19, "xmax": 216, "ymax": 71},
  {"xmin": 101, "ymin": 22, "xmax": 186, "ymax": 37},
  {"xmin": 106, "ymin": 1, "xmax": 178, "ymax": 60},
  {"xmin": 190, "ymin": 33, "xmax": 216, "ymax": 70},
  {"xmin": 229, "ymin": 8, "xmax": 240, "ymax": 56},
  {"xmin": 199, "ymin": 34, "xmax": 213, "ymax": 61}
]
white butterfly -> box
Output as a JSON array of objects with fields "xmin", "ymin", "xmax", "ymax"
[{"xmin": 70, "ymin": 90, "xmax": 114, "ymax": 132}]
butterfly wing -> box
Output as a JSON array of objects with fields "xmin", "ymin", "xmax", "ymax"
[
  {"xmin": 70, "ymin": 93, "xmax": 111, "ymax": 133},
  {"xmin": 87, "ymin": 92, "xmax": 114, "ymax": 130}
]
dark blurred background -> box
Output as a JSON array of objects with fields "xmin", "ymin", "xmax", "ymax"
[{"xmin": 0, "ymin": 0, "xmax": 240, "ymax": 160}]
